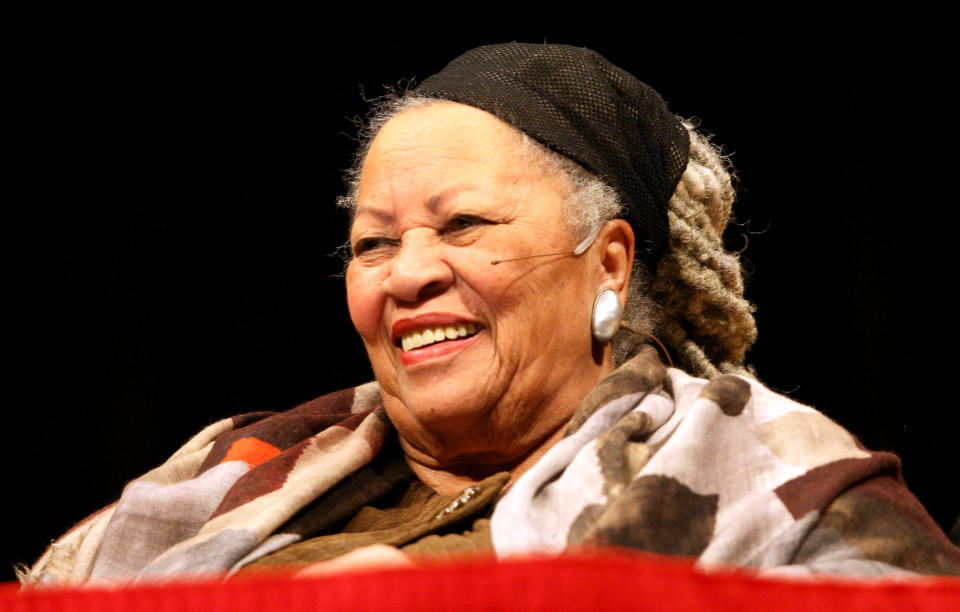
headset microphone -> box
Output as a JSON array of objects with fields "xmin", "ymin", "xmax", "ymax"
[{"xmin": 490, "ymin": 224, "xmax": 602, "ymax": 265}]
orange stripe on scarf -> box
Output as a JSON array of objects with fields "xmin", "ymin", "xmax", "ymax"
[{"xmin": 221, "ymin": 437, "xmax": 281, "ymax": 467}]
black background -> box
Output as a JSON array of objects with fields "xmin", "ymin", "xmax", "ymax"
[{"xmin": 9, "ymin": 15, "xmax": 958, "ymax": 581}]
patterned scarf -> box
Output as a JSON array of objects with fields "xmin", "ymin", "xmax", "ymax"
[{"xmin": 25, "ymin": 348, "xmax": 959, "ymax": 584}]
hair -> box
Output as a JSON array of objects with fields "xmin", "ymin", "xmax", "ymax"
[{"xmin": 339, "ymin": 94, "xmax": 756, "ymax": 379}]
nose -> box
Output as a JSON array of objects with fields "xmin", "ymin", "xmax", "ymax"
[{"xmin": 382, "ymin": 229, "xmax": 454, "ymax": 303}]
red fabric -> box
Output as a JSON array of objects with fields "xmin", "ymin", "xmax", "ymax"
[{"xmin": 5, "ymin": 552, "xmax": 959, "ymax": 611}]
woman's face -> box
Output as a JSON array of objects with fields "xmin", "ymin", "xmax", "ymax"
[{"xmin": 346, "ymin": 102, "xmax": 615, "ymax": 467}]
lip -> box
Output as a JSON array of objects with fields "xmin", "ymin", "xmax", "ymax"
[
  {"xmin": 398, "ymin": 332, "xmax": 482, "ymax": 366},
  {"xmin": 391, "ymin": 312, "xmax": 481, "ymax": 344}
]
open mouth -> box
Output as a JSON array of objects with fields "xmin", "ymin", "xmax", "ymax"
[{"xmin": 398, "ymin": 323, "xmax": 482, "ymax": 352}]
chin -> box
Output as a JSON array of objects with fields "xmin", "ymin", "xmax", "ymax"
[{"xmin": 386, "ymin": 386, "xmax": 492, "ymax": 435}]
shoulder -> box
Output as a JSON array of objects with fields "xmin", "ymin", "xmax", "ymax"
[
  {"xmin": 667, "ymin": 369, "xmax": 811, "ymax": 420},
  {"xmin": 191, "ymin": 381, "xmax": 384, "ymax": 474},
  {"xmin": 25, "ymin": 381, "xmax": 384, "ymax": 585},
  {"xmin": 663, "ymin": 369, "xmax": 869, "ymax": 467},
  {"xmin": 658, "ymin": 370, "xmax": 960, "ymax": 573}
]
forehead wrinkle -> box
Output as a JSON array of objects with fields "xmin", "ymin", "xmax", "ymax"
[
  {"xmin": 355, "ymin": 105, "xmax": 551, "ymax": 235},
  {"xmin": 426, "ymin": 185, "xmax": 480, "ymax": 214}
]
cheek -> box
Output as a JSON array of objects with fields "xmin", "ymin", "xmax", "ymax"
[
  {"xmin": 522, "ymin": 266, "xmax": 593, "ymax": 331},
  {"xmin": 345, "ymin": 266, "xmax": 384, "ymax": 342},
  {"xmin": 481, "ymin": 262, "xmax": 589, "ymax": 334}
]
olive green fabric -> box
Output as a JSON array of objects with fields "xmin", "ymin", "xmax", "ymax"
[{"xmin": 246, "ymin": 471, "xmax": 509, "ymax": 568}]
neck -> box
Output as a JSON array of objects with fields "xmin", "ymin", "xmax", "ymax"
[
  {"xmin": 394, "ymin": 347, "xmax": 617, "ymax": 496},
  {"xmin": 403, "ymin": 423, "xmax": 570, "ymax": 496}
]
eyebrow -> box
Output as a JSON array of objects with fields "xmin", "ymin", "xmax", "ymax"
[
  {"xmin": 426, "ymin": 185, "xmax": 478, "ymax": 213},
  {"xmin": 353, "ymin": 185, "xmax": 480, "ymax": 226},
  {"xmin": 353, "ymin": 206, "xmax": 394, "ymax": 224}
]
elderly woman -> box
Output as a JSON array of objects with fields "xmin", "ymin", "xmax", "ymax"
[{"xmin": 24, "ymin": 44, "xmax": 959, "ymax": 584}]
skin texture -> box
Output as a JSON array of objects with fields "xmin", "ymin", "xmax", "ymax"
[{"xmin": 346, "ymin": 102, "xmax": 634, "ymax": 496}]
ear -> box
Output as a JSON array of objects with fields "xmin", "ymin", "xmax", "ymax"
[{"xmin": 595, "ymin": 219, "xmax": 634, "ymax": 307}]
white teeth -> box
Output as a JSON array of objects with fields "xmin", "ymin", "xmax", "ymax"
[{"xmin": 400, "ymin": 323, "xmax": 481, "ymax": 352}]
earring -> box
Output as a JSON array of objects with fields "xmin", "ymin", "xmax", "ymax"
[{"xmin": 592, "ymin": 288, "xmax": 622, "ymax": 343}]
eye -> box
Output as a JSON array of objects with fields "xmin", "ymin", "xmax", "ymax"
[
  {"xmin": 353, "ymin": 236, "xmax": 398, "ymax": 257},
  {"xmin": 444, "ymin": 214, "xmax": 488, "ymax": 233}
]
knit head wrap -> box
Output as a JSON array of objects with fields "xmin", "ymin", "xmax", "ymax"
[{"xmin": 416, "ymin": 43, "xmax": 690, "ymax": 273}]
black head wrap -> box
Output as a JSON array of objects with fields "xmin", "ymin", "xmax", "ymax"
[{"xmin": 416, "ymin": 43, "xmax": 689, "ymax": 274}]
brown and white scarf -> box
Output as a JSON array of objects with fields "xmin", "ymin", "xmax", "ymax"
[{"xmin": 25, "ymin": 347, "xmax": 959, "ymax": 584}]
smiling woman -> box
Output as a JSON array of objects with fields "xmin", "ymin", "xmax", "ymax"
[
  {"xmin": 23, "ymin": 43, "xmax": 959, "ymax": 585},
  {"xmin": 345, "ymin": 102, "xmax": 629, "ymax": 493}
]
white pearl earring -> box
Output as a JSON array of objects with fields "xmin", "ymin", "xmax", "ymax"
[{"xmin": 591, "ymin": 289, "xmax": 622, "ymax": 343}]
